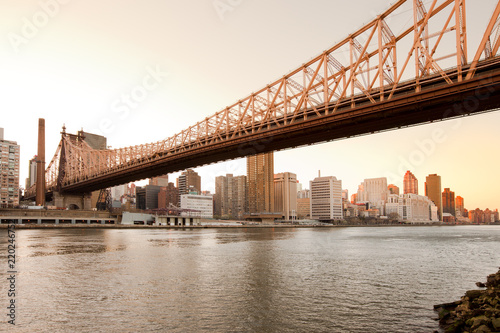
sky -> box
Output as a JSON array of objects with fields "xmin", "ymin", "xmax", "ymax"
[{"xmin": 1, "ymin": 0, "xmax": 499, "ymax": 211}]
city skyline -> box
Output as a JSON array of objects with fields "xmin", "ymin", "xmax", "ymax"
[{"xmin": 2, "ymin": 0, "xmax": 500, "ymax": 210}]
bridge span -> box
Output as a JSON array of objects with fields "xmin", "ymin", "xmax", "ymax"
[{"xmin": 26, "ymin": 0, "xmax": 500, "ymax": 199}]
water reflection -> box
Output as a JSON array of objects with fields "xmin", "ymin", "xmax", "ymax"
[{"xmin": 0, "ymin": 226, "xmax": 499, "ymax": 332}]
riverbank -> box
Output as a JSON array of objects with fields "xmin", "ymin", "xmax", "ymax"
[
  {"xmin": 434, "ymin": 268, "xmax": 500, "ymax": 332},
  {"xmin": 0, "ymin": 222, "xmax": 493, "ymax": 229}
]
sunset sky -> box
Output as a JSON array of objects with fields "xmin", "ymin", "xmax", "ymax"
[{"xmin": 1, "ymin": 0, "xmax": 499, "ymax": 211}]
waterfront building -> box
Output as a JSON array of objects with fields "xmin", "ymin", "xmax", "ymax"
[
  {"xmin": 177, "ymin": 169, "xmax": 201, "ymax": 196},
  {"xmin": 0, "ymin": 128, "xmax": 20, "ymax": 208},
  {"xmin": 388, "ymin": 184, "xmax": 400, "ymax": 195},
  {"xmin": 158, "ymin": 182, "xmax": 179, "ymax": 209},
  {"xmin": 310, "ymin": 176, "xmax": 343, "ymax": 221},
  {"xmin": 150, "ymin": 175, "xmax": 169, "ymax": 187},
  {"xmin": 180, "ymin": 194, "xmax": 213, "ymax": 218},
  {"xmin": 356, "ymin": 177, "xmax": 388, "ymax": 214},
  {"xmin": 456, "ymin": 196, "xmax": 465, "ymax": 217},
  {"xmin": 136, "ymin": 185, "xmax": 162, "ymax": 210},
  {"xmin": 247, "ymin": 152, "xmax": 274, "ymax": 214},
  {"xmin": 403, "ymin": 170, "xmax": 418, "ymax": 194},
  {"xmin": 385, "ymin": 194, "xmax": 439, "ymax": 223},
  {"xmin": 442, "ymin": 188, "xmax": 455, "ymax": 217},
  {"xmin": 274, "ymin": 172, "xmax": 297, "ymax": 220},
  {"xmin": 214, "ymin": 174, "xmax": 247, "ymax": 219},
  {"xmin": 296, "ymin": 198, "xmax": 311, "ymax": 219},
  {"xmin": 425, "ymin": 174, "xmax": 442, "ymax": 220}
]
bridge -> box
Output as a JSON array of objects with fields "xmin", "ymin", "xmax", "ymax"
[{"xmin": 27, "ymin": 0, "xmax": 500, "ymax": 204}]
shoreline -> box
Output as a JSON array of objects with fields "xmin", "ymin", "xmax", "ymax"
[{"xmin": 0, "ymin": 223, "xmax": 496, "ymax": 230}]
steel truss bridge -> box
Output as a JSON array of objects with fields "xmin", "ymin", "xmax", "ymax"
[{"xmin": 27, "ymin": 0, "xmax": 500, "ymax": 198}]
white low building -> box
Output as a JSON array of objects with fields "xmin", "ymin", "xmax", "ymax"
[
  {"xmin": 386, "ymin": 194, "xmax": 439, "ymax": 223},
  {"xmin": 180, "ymin": 194, "xmax": 213, "ymax": 218}
]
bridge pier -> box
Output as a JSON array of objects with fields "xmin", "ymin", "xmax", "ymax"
[{"xmin": 54, "ymin": 192, "xmax": 92, "ymax": 210}]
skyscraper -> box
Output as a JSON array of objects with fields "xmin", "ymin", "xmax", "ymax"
[
  {"xmin": 310, "ymin": 176, "xmax": 343, "ymax": 221},
  {"xmin": 456, "ymin": 196, "xmax": 465, "ymax": 217},
  {"xmin": 177, "ymin": 169, "xmax": 201, "ymax": 196},
  {"xmin": 274, "ymin": 172, "xmax": 297, "ymax": 220},
  {"xmin": 442, "ymin": 188, "xmax": 456, "ymax": 217},
  {"xmin": 0, "ymin": 128, "xmax": 20, "ymax": 208},
  {"xmin": 215, "ymin": 174, "xmax": 248, "ymax": 219},
  {"xmin": 425, "ymin": 174, "xmax": 442, "ymax": 220},
  {"xmin": 356, "ymin": 177, "xmax": 388, "ymax": 212},
  {"xmin": 403, "ymin": 170, "xmax": 418, "ymax": 194},
  {"xmin": 247, "ymin": 152, "xmax": 274, "ymax": 213}
]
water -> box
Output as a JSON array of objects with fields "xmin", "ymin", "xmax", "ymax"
[{"xmin": 1, "ymin": 226, "xmax": 499, "ymax": 332}]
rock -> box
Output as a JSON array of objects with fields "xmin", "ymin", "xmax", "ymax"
[
  {"xmin": 465, "ymin": 289, "xmax": 483, "ymax": 300},
  {"xmin": 477, "ymin": 281, "xmax": 487, "ymax": 288},
  {"xmin": 492, "ymin": 317, "xmax": 500, "ymax": 330},
  {"xmin": 475, "ymin": 324, "xmax": 491, "ymax": 333}
]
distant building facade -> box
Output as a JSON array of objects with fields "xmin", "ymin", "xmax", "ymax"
[
  {"xmin": 150, "ymin": 175, "xmax": 169, "ymax": 187},
  {"xmin": 274, "ymin": 172, "xmax": 297, "ymax": 220},
  {"xmin": 357, "ymin": 177, "xmax": 388, "ymax": 214},
  {"xmin": 247, "ymin": 152, "xmax": 274, "ymax": 214},
  {"xmin": 388, "ymin": 184, "xmax": 400, "ymax": 195},
  {"xmin": 136, "ymin": 185, "xmax": 162, "ymax": 210},
  {"xmin": 386, "ymin": 193, "xmax": 439, "ymax": 223},
  {"xmin": 177, "ymin": 169, "xmax": 201, "ymax": 196},
  {"xmin": 296, "ymin": 198, "xmax": 311, "ymax": 219},
  {"xmin": 425, "ymin": 174, "xmax": 443, "ymax": 221},
  {"xmin": 158, "ymin": 182, "xmax": 179, "ymax": 209},
  {"xmin": 403, "ymin": 171, "xmax": 418, "ymax": 194},
  {"xmin": 310, "ymin": 176, "xmax": 343, "ymax": 221},
  {"xmin": 180, "ymin": 194, "xmax": 213, "ymax": 218},
  {"xmin": 0, "ymin": 128, "xmax": 20, "ymax": 208},
  {"xmin": 214, "ymin": 174, "xmax": 247, "ymax": 219},
  {"xmin": 442, "ymin": 188, "xmax": 455, "ymax": 217}
]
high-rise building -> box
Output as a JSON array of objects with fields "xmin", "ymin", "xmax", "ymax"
[
  {"xmin": 297, "ymin": 189, "xmax": 310, "ymax": 199},
  {"xmin": 425, "ymin": 174, "xmax": 442, "ymax": 221},
  {"xmin": 442, "ymin": 188, "xmax": 455, "ymax": 217},
  {"xmin": 27, "ymin": 156, "xmax": 37, "ymax": 188},
  {"xmin": 0, "ymin": 128, "xmax": 20, "ymax": 208},
  {"xmin": 135, "ymin": 185, "xmax": 161, "ymax": 210},
  {"xmin": 214, "ymin": 174, "xmax": 247, "ymax": 219},
  {"xmin": 388, "ymin": 184, "xmax": 400, "ymax": 195},
  {"xmin": 341, "ymin": 189, "xmax": 349, "ymax": 201},
  {"xmin": 456, "ymin": 196, "xmax": 465, "ymax": 217},
  {"xmin": 310, "ymin": 176, "xmax": 343, "ymax": 221},
  {"xmin": 150, "ymin": 175, "xmax": 169, "ymax": 187},
  {"xmin": 158, "ymin": 182, "xmax": 179, "ymax": 209},
  {"xmin": 356, "ymin": 177, "xmax": 388, "ymax": 213},
  {"xmin": 247, "ymin": 152, "xmax": 274, "ymax": 213},
  {"xmin": 403, "ymin": 170, "xmax": 418, "ymax": 194},
  {"xmin": 215, "ymin": 174, "xmax": 234, "ymax": 218},
  {"xmin": 274, "ymin": 172, "xmax": 297, "ymax": 220},
  {"xmin": 177, "ymin": 169, "xmax": 201, "ymax": 196}
]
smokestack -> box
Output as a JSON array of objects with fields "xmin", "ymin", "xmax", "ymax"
[
  {"xmin": 318, "ymin": 170, "xmax": 321, "ymax": 177},
  {"xmin": 35, "ymin": 118, "xmax": 46, "ymax": 206}
]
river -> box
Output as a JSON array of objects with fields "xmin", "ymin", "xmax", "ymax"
[{"xmin": 1, "ymin": 225, "xmax": 499, "ymax": 332}]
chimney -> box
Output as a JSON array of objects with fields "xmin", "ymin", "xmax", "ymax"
[{"xmin": 35, "ymin": 119, "xmax": 46, "ymax": 206}]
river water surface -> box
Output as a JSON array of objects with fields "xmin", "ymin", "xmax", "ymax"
[{"xmin": 1, "ymin": 225, "xmax": 500, "ymax": 332}]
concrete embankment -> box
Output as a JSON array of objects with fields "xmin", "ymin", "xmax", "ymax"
[{"xmin": 434, "ymin": 268, "xmax": 500, "ymax": 332}]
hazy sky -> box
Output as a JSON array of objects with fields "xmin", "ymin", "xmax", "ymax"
[{"xmin": 1, "ymin": 0, "xmax": 499, "ymax": 211}]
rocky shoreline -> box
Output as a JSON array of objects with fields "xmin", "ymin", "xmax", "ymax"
[{"xmin": 434, "ymin": 268, "xmax": 500, "ymax": 332}]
